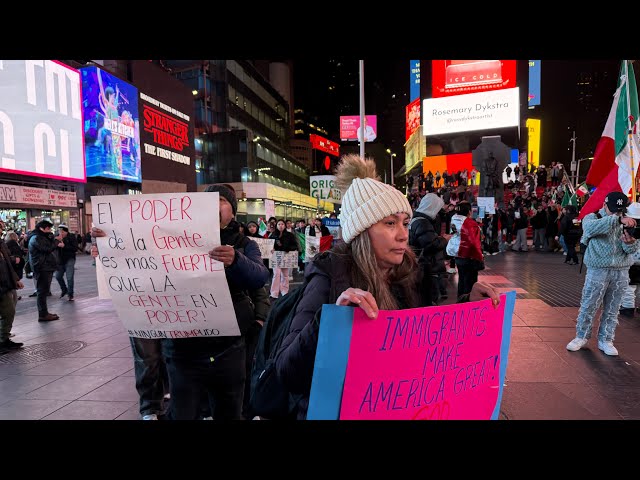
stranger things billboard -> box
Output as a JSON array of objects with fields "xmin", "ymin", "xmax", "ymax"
[{"xmin": 129, "ymin": 60, "xmax": 196, "ymax": 192}]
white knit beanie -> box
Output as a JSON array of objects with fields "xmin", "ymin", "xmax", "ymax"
[{"xmin": 339, "ymin": 177, "xmax": 413, "ymax": 244}]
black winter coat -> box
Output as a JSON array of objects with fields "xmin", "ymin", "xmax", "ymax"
[
  {"xmin": 163, "ymin": 220, "xmax": 270, "ymax": 357},
  {"xmin": 28, "ymin": 229, "xmax": 58, "ymax": 273},
  {"xmin": 408, "ymin": 212, "xmax": 447, "ymax": 275}
]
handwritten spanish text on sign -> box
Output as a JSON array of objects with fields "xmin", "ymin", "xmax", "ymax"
[
  {"xmin": 92, "ymin": 192, "xmax": 239, "ymax": 339},
  {"xmin": 251, "ymin": 238, "xmax": 275, "ymax": 259},
  {"xmin": 340, "ymin": 297, "xmax": 507, "ymax": 420}
]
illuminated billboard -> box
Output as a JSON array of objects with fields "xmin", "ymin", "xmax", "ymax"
[
  {"xmin": 432, "ymin": 60, "xmax": 517, "ymax": 98},
  {"xmin": 528, "ymin": 60, "xmax": 541, "ymax": 107},
  {"xmin": 310, "ymin": 134, "xmax": 340, "ymax": 156},
  {"xmin": 405, "ymin": 98, "xmax": 420, "ymax": 141},
  {"xmin": 81, "ymin": 66, "xmax": 141, "ymax": 183},
  {"xmin": 340, "ymin": 115, "xmax": 377, "ymax": 142},
  {"xmin": 410, "ymin": 60, "xmax": 420, "ymax": 102},
  {"xmin": 526, "ymin": 118, "xmax": 541, "ymax": 167},
  {"xmin": 422, "ymin": 87, "xmax": 520, "ymax": 136},
  {"xmin": 0, "ymin": 60, "xmax": 85, "ymax": 182}
]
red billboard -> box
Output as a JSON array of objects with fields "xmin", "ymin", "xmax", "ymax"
[
  {"xmin": 431, "ymin": 60, "xmax": 517, "ymax": 98},
  {"xmin": 405, "ymin": 98, "xmax": 420, "ymax": 141},
  {"xmin": 310, "ymin": 134, "xmax": 340, "ymax": 156}
]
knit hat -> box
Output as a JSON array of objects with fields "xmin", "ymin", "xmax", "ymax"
[
  {"xmin": 336, "ymin": 154, "xmax": 413, "ymax": 244},
  {"xmin": 204, "ymin": 184, "xmax": 237, "ymax": 215},
  {"xmin": 416, "ymin": 193, "xmax": 444, "ymax": 220}
]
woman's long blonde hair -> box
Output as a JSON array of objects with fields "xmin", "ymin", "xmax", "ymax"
[{"xmin": 333, "ymin": 153, "xmax": 418, "ymax": 309}]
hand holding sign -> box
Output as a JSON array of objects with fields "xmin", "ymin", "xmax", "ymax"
[
  {"xmin": 469, "ymin": 282, "xmax": 500, "ymax": 308},
  {"xmin": 209, "ymin": 245, "xmax": 236, "ymax": 267},
  {"xmin": 336, "ymin": 288, "xmax": 378, "ymax": 319}
]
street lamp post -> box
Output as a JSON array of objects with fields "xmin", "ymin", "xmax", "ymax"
[{"xmin": 386, "ymin": 149, "xmax": 397, "ymax": 186}]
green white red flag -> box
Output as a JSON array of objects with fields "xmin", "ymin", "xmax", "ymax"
[{"xmin": 579, "ymin": 61, "xmax": 640, "ymax": 219}]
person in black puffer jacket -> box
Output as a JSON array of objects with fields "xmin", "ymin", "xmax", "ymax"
[{"xmin": 408, "ymin": 193, "xmax": 451, "ymax": 305}]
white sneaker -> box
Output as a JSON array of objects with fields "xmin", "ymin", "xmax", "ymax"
[
  {"xmin": 566, "ymin": 337, "xmax": 588, "ymax": 352},
  {"xmin": 563, "ymin": 252, "xmax": 567, "ymax": 256},
  {"xmin": 202, "ymin": 416, "xmax": 213, "ymax": 420},
  {"xmin": 447, "ymin": 268, "xmax": 457, "ymax": 274},
  {"xmin": 598, "ymin": 340, "xmax": 619, "ymax": 356},
  {"xmin": 163, "ymin": 393, "xmax": 171, "ymax": 400},
  {"xmin": 142, "ymin": 414, "xmax": 158, "ymax": 420}
]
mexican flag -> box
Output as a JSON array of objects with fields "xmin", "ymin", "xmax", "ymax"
[
  {"xmin": 296, "ymin": 232, "xmax": 333, "ymax": 262},
  {"xmin": 576, "ymin": 182, "xmax": 589, "ymax": 197},
  {"xmin": 561, "ymin": 192, "xmax": 577, "ymax": 207},
  {"xmin": 580, "ymin": 60, "xmax": 640, "ymax": 219},
  {"xmin": 258, "ymin": 218, "xmax": 268, "ymax": 237}
]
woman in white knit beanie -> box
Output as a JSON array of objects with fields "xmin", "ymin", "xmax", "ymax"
[{"xmin": 274, "ymin": 154, "xmax": 500, "ymax": 420}]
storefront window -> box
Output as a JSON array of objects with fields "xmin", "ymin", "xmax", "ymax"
[{"xmin": 0, "ymin": 209, "xmax": 27, "ymax": 234}]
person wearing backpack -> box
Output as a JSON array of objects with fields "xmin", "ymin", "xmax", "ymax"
[
  {"xmin": 272, "ymin": 154, "xmax": 500, "ymax": 420},
  {"xmin": 408, "ymin": 192, "xmax": 451, "ymax": 305},
  {"xmin": 566, "ymin": 192, "xmax": 639, "ymax": 356}
]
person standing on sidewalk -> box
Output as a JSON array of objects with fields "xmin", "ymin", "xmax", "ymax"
[
  {"xmin": 55, "ymin": 225, "xmax": 77, "ymax": 301},
  {"xmin": 566, "ymin": 192, "xmax": 639, "ymax": 356},
  {"xmin": 28, "ymin": 220, "xmax": 59, "ymax": 322},
  {"xmin": 0, "ymin": 220, "xmax": 25, "ymax": 353}
]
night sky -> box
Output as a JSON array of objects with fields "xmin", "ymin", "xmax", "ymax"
[{"xmin": 292, "ymin": 58, "xmax": 625, "ymax": 175}]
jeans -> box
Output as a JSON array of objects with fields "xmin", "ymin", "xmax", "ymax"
[
  {"xmin": 512, "ymin": 228, "xmax": 528, "ymax": 251},
  {"xmin": 55, "ymin": 257, "xmax": 76, "ymax": 296},
  {"xmin": 0, "ymin": 290, "xmax": 17, "ymax": 342},
  {"xmin": 34, "ymin": 270, "xmax": 54, "ymax": 317},
  {"xmin": 165, "ymin": 337, "xmax": 246, "ymax": 420},
  {"xmin": 576, "ymin": 268, "xmax": 628, "ymax": 342},
  {"xmin": 533, "ymin": 229, "xmax": 547, "ymax": 250},
  {"xmin": 130, "ymin": 337, "xmax": 169, "ymax": 417},
  {"xmin": 558, "ymin": 235, "xmax": 567, "ymax": 253}
]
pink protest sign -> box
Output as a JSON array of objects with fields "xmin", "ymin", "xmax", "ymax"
[{"xmin": 339, "ymin": 297, "xmax": 506, "ymax": 420}]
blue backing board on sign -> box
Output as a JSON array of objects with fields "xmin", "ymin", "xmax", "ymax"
[
  {"xmin": 306, "ymin": 305, "xmax": 354, "ymax": 420},
  {"xmin": 491, "ymin": 290, "xmax": 515, "ymax": 420}
]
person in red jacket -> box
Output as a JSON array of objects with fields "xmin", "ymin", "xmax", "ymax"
[{"xmin": 445, "ymin": 201, "xmax": 484, "ymax": 297}]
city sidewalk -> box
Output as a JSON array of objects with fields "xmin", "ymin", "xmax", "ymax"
[{"xmin": 1, "ymin": 250, "xmax": 639, "ymax": 420}]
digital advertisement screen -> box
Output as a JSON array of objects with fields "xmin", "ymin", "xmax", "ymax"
[
  {"xmin": 339, "ymin": 115, "xmax": 377, "ymax": 142},
  {"xmin": 81, "ymin": 66, "xmax": 141, "ymax": 183},
  {"xmin": 405, "ymin": 98, "xmax": 421, "ymax": 141},
  {"xmin": 310, "ymin": 134, "xmax": 340, "ymax": 156},
  {"xmin": 422, "ymin": 87, "xmax": 520, "ymax": 136},
  {"xmin": 0, "ymin": 60, "xmax": 85, "ymax": 182},
  {"xmin": 410, "ymin": 60, "xmax": 421, "ymax": 102},
  {"xmin": 130, "ymin": 60, "xmax": 196, "ymax": 192},
  {"xmin": 431, "ymin": 60, "xmax": 517, "ymax": 98},
  {"xmin": 528, "ymin": 60, "xmax": 541, "ymax": 107}
]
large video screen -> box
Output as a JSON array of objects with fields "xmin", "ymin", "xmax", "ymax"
[
  {"xmin": 432, "ymin": 60, "xmax": 517, "ymax": 98},
  {"xmin": 422, "ymin": 87, "xmax": 520, "ymax": 136},
  {"xmin": 0, "ymin": 60, "xmax": 85, "ymax": 182},
  {"xmin": 81, "ymin": 66, "xmax": 141, "ymax": 183}
]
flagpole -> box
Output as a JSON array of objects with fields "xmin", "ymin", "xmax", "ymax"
[{"xmin": 625, "ymin": 60, "xmax": 637, "ymax": 202}]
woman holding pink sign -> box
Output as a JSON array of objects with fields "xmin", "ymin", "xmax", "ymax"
[{"xmin": 275, "ymin": 154, "xmax": 499, "ymax": 420}]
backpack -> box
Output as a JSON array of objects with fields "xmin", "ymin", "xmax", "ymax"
[{"xmin": 248, "ymin": 280, "xmax": 308, "ymax": 419}]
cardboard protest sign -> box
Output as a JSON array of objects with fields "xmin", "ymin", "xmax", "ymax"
[
  {"xmin": 477, "ymin": 196, "xmax": 496, "ymax": 214},
  {"xmin": 307, "ymin": 291, "xmax": 515, "ymax": 420},
  {"xmin": 91, "ymin": 192, "xmax": 238, "ymax": 339},
  {"xmin": 270, "ymin": 251, "xmax": 299, "ymax": 269},
  {"xmin": 251, "ymin": 237, "xmax": 275, "ymax": 259}
]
